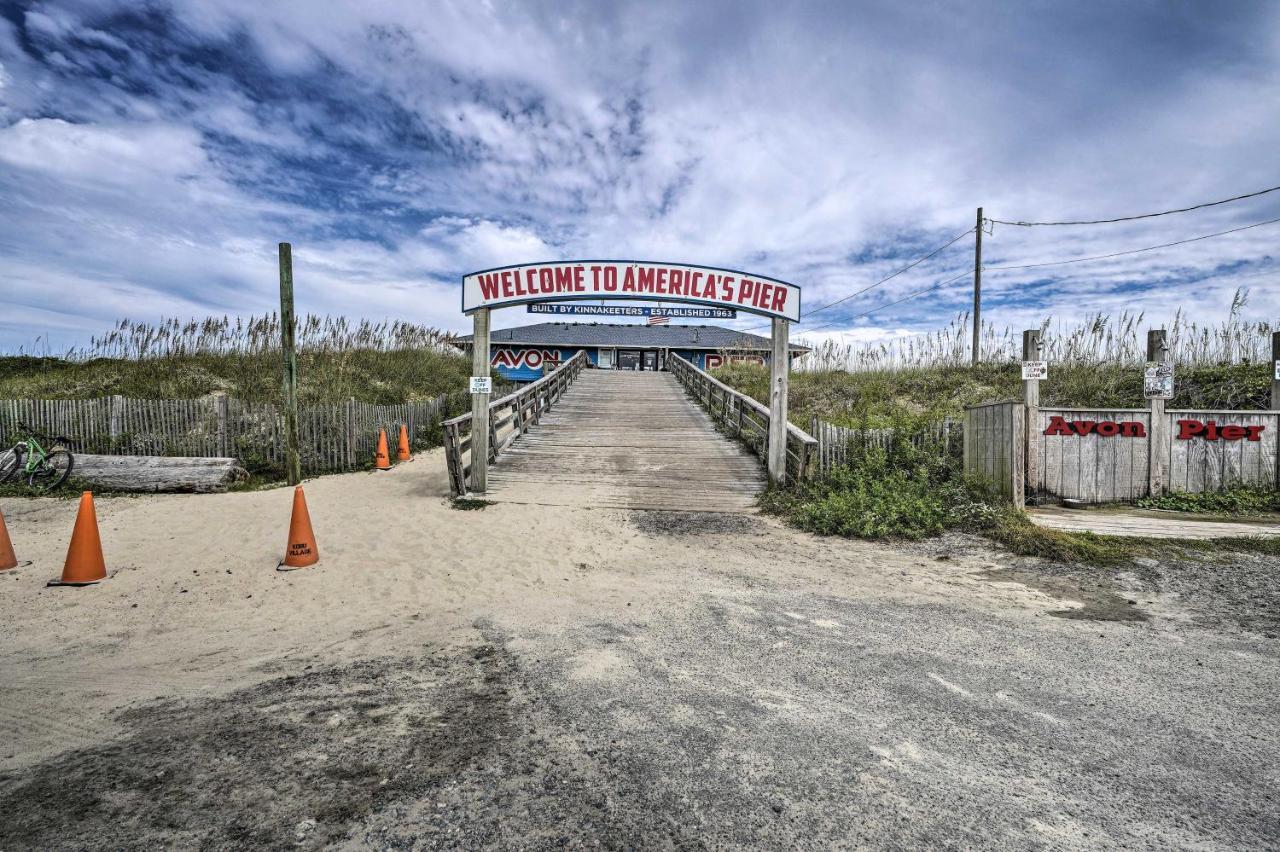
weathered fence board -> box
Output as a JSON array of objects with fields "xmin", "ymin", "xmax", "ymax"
[
  {"xmin": 806, "ymin": 416, "xmax": 961, "ymax": 476},
  {"xmin": 0, "ymin": 394, "xmax": 449, "ymax": 475},
  {"xmin": 964, "ymin": 400, "xmax": 1024, "ymax": 504},
  {"xmin": 971, "ymin": 401, "xmax": 1280, "ymax": 505},
  {"xmin": 1034, "ymin": 408, "xmax": 1150, "ymax": 503},
  {"xmin": 1162, "ymin": 411, "xmax": 1279, "ymax": 493}
]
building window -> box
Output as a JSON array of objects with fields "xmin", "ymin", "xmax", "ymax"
[{"xmin": 598, "ymin": 348, "xmax": 614, "ymax": 369}]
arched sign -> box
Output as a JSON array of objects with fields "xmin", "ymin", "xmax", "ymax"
[
  {"xmin": 463, "ymin": 260, "xmax": 801, "ymax": 322},
  {"xmin": 461, "ymin": 258, "xmax": 798, "ymax": 494}
]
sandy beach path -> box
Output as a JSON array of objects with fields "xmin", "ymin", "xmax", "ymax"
[{"xmin": 0, "ymin": 450, "xmax": 1276, "ymax": 849}]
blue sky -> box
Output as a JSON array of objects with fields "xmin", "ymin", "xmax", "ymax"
[{"xmin": 0, "ymin": 0, "xmax": 1277, "ymax": 353}]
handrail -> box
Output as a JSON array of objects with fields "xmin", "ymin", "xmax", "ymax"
[
  {"xmin": 443, "ymin": 350, "xmax": 588, "ymax": 495},
  {"xmin": 668, "ymin": 354, "xmax": 817, "ymax": 481}
]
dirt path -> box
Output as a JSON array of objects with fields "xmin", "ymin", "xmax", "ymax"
[{"xmin": 1, "ymin": 452, "xmax": 1277, "ymax": 849}]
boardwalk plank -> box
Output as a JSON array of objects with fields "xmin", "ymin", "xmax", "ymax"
[{"xmin": 483, "ymin": 371, "xmax": 766, "ymax": 512}]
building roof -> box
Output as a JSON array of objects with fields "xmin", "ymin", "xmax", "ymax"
[{"xmin": 457, "ymin": 322, "xmax": 809, "ymax": 352}]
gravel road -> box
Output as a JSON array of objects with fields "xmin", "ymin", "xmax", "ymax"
[{"xmin": 1, "ymin": 474, "xmax": 1276, "ymax": 850}]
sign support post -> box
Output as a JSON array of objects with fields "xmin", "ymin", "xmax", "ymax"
[
  {"xmin": 278, "ymin": 242, "xmax": 302, "ymax": 486},
  {"xmin": 470, "ymin": 308, "xmax": 491, "ymax": 494},
  {"xmin": 1146, "ymin": 328, "xmax": 1170, "ymax": 497},
  {"xmin": 1271, "ymin": 330, "xmax": 1280, "ymax": 411},
  {"xmin": 1021, "ymin": 329, "xmax": 1042, "ymax": 502},
  {"xmin": 768, "ymin": 317, "xmax": 790, "ymax": 485}
]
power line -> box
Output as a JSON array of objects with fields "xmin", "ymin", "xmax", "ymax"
[
  {"xmin": 989, "ymin": 183, "xmax": 1280, "ymax": 227},
  {"xmin": 799, "ymin": 270, "xmax": 973, "ymax": 334},
  {"xmin": 743, "ymin": 226, "xmax": 975, "ymax": 332},
  {"xmin": 983, "ymin": 215, "xmax": 1280, "ymax": 272}
]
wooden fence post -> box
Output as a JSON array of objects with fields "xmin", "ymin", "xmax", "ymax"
[
  {"xmin": 767, "ymin": 317, "xmax": 790, "ymax": 485},
  {"xmin": 278, "ymin": 242, "xmax": 302, "ymax": 485},
  {"xmin": 109, "ymin": 394, "xmax": 123, "ymax": 451},
  {"xmin": 1271, "ymin": 330, "xmax": 1279, "ymax": 411},
  {"xmin": 470, "ymin": 307, "xmax": 491, "ymax": 493},
  {"xmin": 1147, "ymin": 329, "xmax": 1169, "ymax": 497},
  {"xmin": 1272, "ymin": 331, "xmax": 1279, "ymax": 488},
  {"xmin": 1022, "ymin": 329, "xmax": 1042, "ymax": 503},
  {"xmin": 345, "ymin": 398, "xmax": 355, "ymax": 468},
  {"xmin": 215, "ymin": 394, "xmax": 228, "ymax": 457}
]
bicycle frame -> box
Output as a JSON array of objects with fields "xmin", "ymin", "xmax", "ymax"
[{"xmin": 20, "ymin": 436, "xmax": 49, "ymax": 474}]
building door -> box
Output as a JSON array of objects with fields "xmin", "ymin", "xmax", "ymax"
[
  {"xmin": 618, "ymin": 350, "xmax": 641, "ymax": 370},
  {"xmin": 642, "ymin": 351, "xmax": 658, "ymax": 371}
]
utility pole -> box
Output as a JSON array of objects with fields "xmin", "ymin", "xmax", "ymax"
[
  {"xmin": 971, "ymin": 207, "xmax": 983, "ymax": 366},
  {"xmin": 278, "ymin": 242, "xmax": 302, "ymax": 486}
]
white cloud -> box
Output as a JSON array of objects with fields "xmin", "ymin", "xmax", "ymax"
[{"xmin": 1, "ymin": 0, "xmax": 1278, "ymax": 352}]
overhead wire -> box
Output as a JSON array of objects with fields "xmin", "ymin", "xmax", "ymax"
[
  {"xmin": 983, "ymin": 215, "xmax": 1280, "ymax": 271},
  {"xmin": 988, "ymin": 183, "xmax": 1280, "ymax": 226},
  {"xmin": 798, "ymin": 270, "xmax": 974, "ymax": 335},
  {"xmin": 731, "ymin": 183, "xmax": 1279, "ymax": 340},
  {"xmin": 741, "ymin": 225, "xmax": 975, "ymax": 333}
]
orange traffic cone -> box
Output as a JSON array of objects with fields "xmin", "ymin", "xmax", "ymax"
[
  {"xmin": 0, "ymin": 506, "xmax": 27, "ymax": 571},
  {"xmin": 374, "ymin": 429, "xmax": 392, "ymax": 470},
  {"xmin": 48, "ymin": 492, "xmax": 106, "ymax": 586},
  {"xmin": 278, "ymin": 486, "xmax": 319, "ymax": 570},
  {"xmin": 396, "ymin": 424, "xmax": 412, "ymax": 461}
]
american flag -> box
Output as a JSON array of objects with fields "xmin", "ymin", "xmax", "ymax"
[{"xmin": 647, "ymin": 315, "xmax": 670, "ymax": 326}]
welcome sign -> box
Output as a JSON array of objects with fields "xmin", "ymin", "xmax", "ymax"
[{"xmin": 463, "ymin": 260, "xmax": 801, "ymax": 321}]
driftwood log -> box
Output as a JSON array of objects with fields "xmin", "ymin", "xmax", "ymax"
[{"xmin": 72, "ymin": 454, "xmax": 248, "ymax": 493}]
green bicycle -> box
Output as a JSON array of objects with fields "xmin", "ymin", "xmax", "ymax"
[{"xmin": 0, "ymin": 423, "xmax": 76, "ymax": 492}]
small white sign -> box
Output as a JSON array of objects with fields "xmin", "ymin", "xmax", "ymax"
[
  {"xmin": 469, "ymin": 376, "xmax": 492, "ymax": 394},
  {"xmin": 1143, "ymin": 361, "xmax": 1174, "ymax": 400},
  {"xmin": 1274, "ymin": 360, "xmax": 1280, "ymax": 381},
  {"xmin": 1021, "ymin": 360, "xmax": 1048, "ymax": 380}
]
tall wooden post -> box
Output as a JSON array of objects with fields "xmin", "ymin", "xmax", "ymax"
[
  {"xmin": 768, "ymin": 317, "xmax": 790, "ymax": 485},
  {"xmin": 971, "ymin": 207, "xmax": 983, "ymax": 366},
  {"xmin": 1272, "ymin": 331, "xmax": 1280, "ymax": 489},
  {"xmin": 1271, "ymin": 331, "xmax": 1280, "ymax": 410},
  {"xmin": 1022, "ymin": 329, "xmax": 1042, "ymax": 502},
  {"xmin": 278, "ymin": 242, "xmax": 301, "ymax": 485},
  {"xmin": 1146, "ymin": 328, "xmax": 1169, "ymax": 498},
  {"xmin": 470, "ymin": 308, "xmax": 491, "ymax": 494}
]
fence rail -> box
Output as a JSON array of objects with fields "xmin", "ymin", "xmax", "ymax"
[
  {"xmin": 669, "ymin": 354, "xmax": 817, "ymax": 480},
  {"xmin": 0, "ymin": 394, "xmax": 450, "ymax": 475},
  {"xmin": 807, "ymin": 416, "xmax": 962, "ymax": 476},
  {"xmin": 442, "ymin": 351, "xmax": 588, "ymax": 495}
]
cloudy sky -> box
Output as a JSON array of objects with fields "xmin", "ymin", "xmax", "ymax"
[{"xmin": 1, "ymin": 0, "xmax": 1278, "ymax": 353}]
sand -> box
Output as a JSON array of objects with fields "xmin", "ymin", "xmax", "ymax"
[
  {"xmin": 0, "ymin": 450, "xmax": 1276, "ymax": 849},
  {"xmin": 0, "ymin": 450, "xmax": 983, "ymax": 771}
]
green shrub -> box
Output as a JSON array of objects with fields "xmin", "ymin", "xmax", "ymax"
[{"xmin": 1137, "ymin": 487, "xmax": 1280, "ymax": 514}]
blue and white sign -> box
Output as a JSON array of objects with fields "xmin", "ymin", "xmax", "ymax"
[{"xmin": 528, "ymin": 303, "xmax": 736, "ymax": 319}]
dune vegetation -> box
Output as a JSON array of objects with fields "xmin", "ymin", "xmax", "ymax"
[{"xmin": 0, "ymin": 315, "xmax": 480, "ymax": 405}]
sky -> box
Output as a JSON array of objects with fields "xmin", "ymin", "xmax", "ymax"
[{"xmin": 0, "ymin": 0, "xmax": 1278, "ymax": 354}]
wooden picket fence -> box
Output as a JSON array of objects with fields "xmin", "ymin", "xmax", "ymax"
[
  {"xmin": 807, "ymin": 415, "xmax": 962, "ymax": 476},
  {"xmin": 0, "ymin": 394, "xmax": 453, "ymax": 474}
]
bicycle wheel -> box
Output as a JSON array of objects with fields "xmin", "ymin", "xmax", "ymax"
[
  {"xmin": 28, "ymin": 449, "xmax": 74, "ymax": 492},
  {"xmin": 0, "ymin": 446, "xmax": 24, "ymax": 483}
]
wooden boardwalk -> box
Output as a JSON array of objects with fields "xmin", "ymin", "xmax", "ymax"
[
  {"xmin": 484, "ymin": 371, "xmax": 766, "ymax": 512},
  {"xmin": 1028, "ymin": 507, "xmax": 1280, "ymax": 539}
]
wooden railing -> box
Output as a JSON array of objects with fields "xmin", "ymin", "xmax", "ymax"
[
  {"xmin": 668, "ymin": 354, "xmax": 818, "ymax": 481},
  {"xmin": 442, "ymin": 350, "xmax": 588, "ymax": 495}
]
